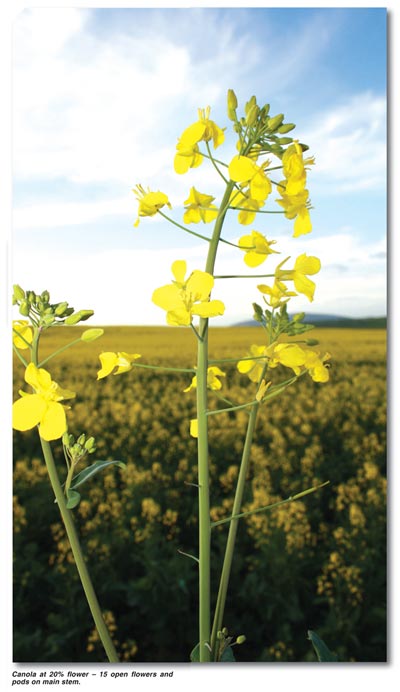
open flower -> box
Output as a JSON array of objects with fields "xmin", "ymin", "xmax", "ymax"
[
  {"xmin": 184, "ymin": 366, "xmax": 226, "ymax": 393},
  {"xmin": 177, "ymin": 106, "xmax": 225, "ymax": 150},
  {"xmin": 238, "ymin": 231, "xmax": 278, "ymax": 267},
  {"xmin": 183, "ymin": 187, "xmax": 219, "ymax": 224},
  {"xmin": 13, "ymin": 320, "xmax": 33, "ymax": 349},
  {"xmin": 268, "ymin": 342, "xmax": 331, "ymax": 382},
  {"xmin": 228, "ymin": 155, "xmax": 272, "ymax": 203},
  {"xmin": 97, "ymin": 352, "xmax": 141, "ymax": 380},
  {"xmin": 282, "ymin": 141, "xmax": 315, "ymax": 196},
  {"xmin": 237, "ymin": 344, "xmax": 268, "ymax": 383},
  {"xmin": 12, "ymin": 363, "xmax": 76, "ymax": 441},
  {"xmin": 133, "ymin": 184, "xmax": 171, "ymax": 227},
  {"xmin": 174, "ymin": 142, "xmax": 203, "ymax": 175},
  {"xmin": 276, "ymin": 185, "xmax": 312, "ymax": 237},
  {"xmin": 257, "ymin": 280, "xmax": 297, "ymax": 308},
  {"xmin": 229, "ymin": 188, "xmax": 263, "ymax": 225},
  {"xmin": 275, "ymin": 254, "xmax": 321, "ymax": 302},
  {"xmin": 152, "ymin": 260, "xmax": 225, "ymax": 326}
]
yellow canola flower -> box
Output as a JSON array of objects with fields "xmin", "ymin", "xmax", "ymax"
[
  {"xmin": 178, "ymin": 106, "xmax": 225, "ymax": 150},
  {"xmin": 183, "ymin": 366, "xmax": 226, "ymax": 393},
  {"xmin": 190, "ymin": 419, "xmax": 198, "ymax": 438},
  {"xmin": 228, "ymin": 155, "xmax": 272, "ymax": 203},
  {"xmin": 12, "ymin": 363, "xmax": 76, "ymax": 441},
  {"xmin": 282, "ymin": 141, "xmax": 315, "ymax": 196},
  {"xmin": 13, "ymin": 320, "xmax": 33, "ymax": 349},
  {"xmin": 152, "ymin": 260, "xmax": 225, "ymax": 327},
  {"xmin": 268, "ymin": 343, "xmax": 331, "ymax": 383},
  {"xmin": 174, "ymin": 142, "xmax": 203, "ymax": 175},
  {"xmin": 97, "ymin": 352, "xmax": 141, "ymax": 380},
  {"xmin": 275, "ymin": 253, "xmax": 321, "ymax": 302},
  {"xmin": 276, "ymin": 185, "xmax": 312, "ymax": 237},
  {"xmin": 183, "ymin": 187, "xmax": 219, "ymax": 224},
  {"xmin": 238, "ymin": 231, "xmax": 279, "ymax": 267},
  {"xmin": 237, "ymin": 344, "xmax": 268, "ymax": 383},
  {"xmin": 257, "ymin": 280, "xmax": 297, "ymax": 308},
  {"xmin": 133, "ymin": 185, "xmax": 171, "ymax": 227},
  {"xmin": 229, "ymin": 188, "xmax": 263, "ymax": 225}
]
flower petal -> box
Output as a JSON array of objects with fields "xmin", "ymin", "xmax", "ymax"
[
  {"xmin": 39, "ymin": 402, "xmax": 67, "ymax": 441},
  {"xmin": 192, "ymin": 299, "xmax": 225, "ymax": 318},
  {"xmin": 13, "ymin": 394, "xmax": 46, "ymax": 431}
]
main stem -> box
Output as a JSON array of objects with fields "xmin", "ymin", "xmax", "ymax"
[{"xmin": 196, "ymin": 181, "xmax": 235, "ymax": 662}]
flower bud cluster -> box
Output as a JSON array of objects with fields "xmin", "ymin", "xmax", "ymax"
[
  {"xmin": 62, "ymin": 432, "xmax": 97, "ymax": 465},
  {"xmin": 227, "ymin": 89, "xmax": 301, "ymax": 157},
  {"xmin": 13, "ymin": 285, "xmax": 94, "ymax": 328}
]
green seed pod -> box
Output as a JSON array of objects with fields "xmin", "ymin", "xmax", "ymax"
[
  {"xmin": 13, "ymin": 284, "xmax": 25, "ymax": 302},
  {"xmin": 19, "ymin": 300, "xmax": 30, "ymax": 316},
  {"xmin": 277, "ymin": 123, "xmax": 296, "ymax": 134},
  {"xmin": 54, "ymin": 301, "xmax": 69, "ymax": 316},
  {"xmin": 267, "ymin": 113, "xmax": 285, "ymax": 132}
]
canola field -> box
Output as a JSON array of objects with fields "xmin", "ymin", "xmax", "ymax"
[{"xmin": 13, "ymin": 326, "xmax": 387, "ymax": 662}]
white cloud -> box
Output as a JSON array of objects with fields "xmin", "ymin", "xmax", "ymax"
[
  {"xmin": 303, "ymin": 92, "xmax": 386, "ymax": 193},
  {"xmin": 13, "ymin": 230, "xmax": 386, "ymax": 325}
]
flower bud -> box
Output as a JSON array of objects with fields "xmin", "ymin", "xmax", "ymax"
[
  {"xmin": 41, "ymin": 314, "xmax": 55, "ymax": 326},
  {"xmin": 305, "ymin": 338, "xmax": 319, "ymax": 346},
  {"xmin": 245, "ymin": 96, "xmax": 256, "ymax": 115},
  {"xmin": 41, "ymin": 290, "xmax": 50, "ymax": 303},
  {"xmin": 278, "ymin": 137, "xmax": 293, "ymax": 145},
  {"xmin": 27, "ymin": 291, "xmax": 36, "ymax": 303},
  {"xmin": 19, "ymin": 300, "xmax": 30, "ymax": 316},
  {"xmin": 65, "ymin": 309, "xmax": 94, "ymax": 325},
  {"xmin": 267, "ymin": 114, "xmax": 284, "ymax": 132},
  {"xmin": 54, "ymin": 301, "xmax": 69, "ymax": 316},
  {"xmin": 277, "ymin": 123, "xmax": 296, "ymax": 134},
  {"xmin": 292, "ymin": 312, "xmax": 305, "ymax": 322},
  {"xmin": 227, "ymin": 89, "xmax": 238, "ymax": 120},
  {"xmin": 236, "ymin": 635, "xmax": 246, "ymax": 645},
  {"xmin": 252, "ymin": 302, "xmax": 264, "ymax": 323},
  {"xmin": 81, "ymin": 328, "xmax": 104, "ymax": 342},
  {"xmin": 84, "ymin": 436, "xmax": 96, "ymax": 452},
  {"xmin": 246, "ymin": 104, "xmax": 259, "ymax": 126},
  {"xmin": 13, "ymin": 284, "xmax": 25, "ymax": 302},
  {"xmin": 77, "ymin": 433, "xmax": 86, "ymax": 446}
]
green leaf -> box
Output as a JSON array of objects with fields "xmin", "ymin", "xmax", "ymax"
[
  {"xmin": 307, "ymin": 630, "xmax": 338, "ymax": 662},
  {"xmin": 66, "ymin": 489, "xmax": 81, "ymax": 509},
  {"xmin": 220, "ymin": 646, "xmax": 236, "ymax": 662},
  {"xmin": 70, "ymin": 460, "xmax": 126, "ymax": 490},
  {"xmin": 189, "ymin": 643, "xmax": 200, "ymax": 662}
]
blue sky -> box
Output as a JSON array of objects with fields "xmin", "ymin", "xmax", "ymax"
[{"xmin": 12, "ymin": 6, "xmax": 387, "ymax": 325}]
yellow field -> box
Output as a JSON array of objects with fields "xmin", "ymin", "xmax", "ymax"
[{"xmin": 13, "ymin": 326, "xmax": 386, "ymax": 663}]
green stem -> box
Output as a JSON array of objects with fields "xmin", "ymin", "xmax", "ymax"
[
  {"xmin": 210, "ymin": 370, "xmax": 265, "ymax": 660},
  {"xmin": 214, "ymin": 273, "xmax": 275, "ymax": 279},
  {"xmin": 158, "ymin": 210, "xmax": 211, "ymax": 243},
  {"xmin": 13, "ymin": 344, "xmax": 29, "ymax": 367},
  {"xmin": 38, "ymin": 337, "xmax": 82, "ymax": 367},
  {"xmin": 31, "ymin": 330, "xmax": 119, "ymax": 663},
  {"xmin": 131, "ymin": 362, "xmax": 195, "ymax": 373},
  {"xmin": 211, "ymin": 482, "xmax": 330, "ymax": 528},
  {"xmin": 205, "ymin": 141, "xmax": 230, "ymax": 184},
  {"xmin": 196, "ymin": 180, "xmax": 236, "ymax": 662},
  {"xmin": 40, "ymin": 439, "xmax": 119, "ymax": 662}
]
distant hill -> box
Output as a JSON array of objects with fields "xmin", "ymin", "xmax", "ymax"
[{"xmin": 236, "ymin": 314, "xmax": 387, "ymax": 329}]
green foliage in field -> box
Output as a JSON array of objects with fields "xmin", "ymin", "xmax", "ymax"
[{"xmin": 13, "ymin": 326, "xmax": 386, "ymax": 662}]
